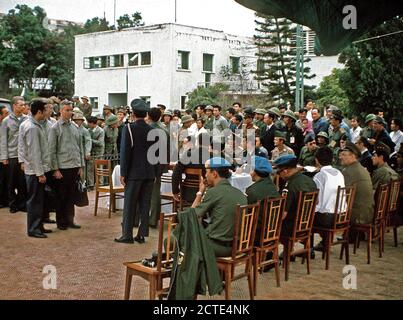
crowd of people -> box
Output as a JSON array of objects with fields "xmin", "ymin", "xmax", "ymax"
[{"xmin": 0, "ymin": 96, "xmax": 402, "ymax": 254}]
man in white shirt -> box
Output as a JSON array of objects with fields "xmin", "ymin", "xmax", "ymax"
[
  {"xmin": 312, "ymin": 146, "xmax": 345, "ymax": 251},
  {"xmin": 390, "ymin": 118, "xmax": 402, "ymax": 155},
  {"xmin": 349, "ymin": 115, "xmax": 362, "ymax": 143}
]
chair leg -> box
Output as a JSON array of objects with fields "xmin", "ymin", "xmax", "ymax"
[
  {"xmin": 108, "ymin": 193, "xmax": 113, "ymax": 219},
  {"xmin": 149, "ymin": 276, "xmax": 156, "ymax": 300},
  {"xmin": 367, "ymin": 229, "xmax": 372, "ymax": 264},
  {"xmin": 94, "ymin": 191, "xmax": 99, "ymax": 216},
  {"xmin": 285, "ymin": 242, "xmax": 291, "ymax": 281},
  {"xmin": 306, "ymin": 240, "xmax": 311, "ymax": 275},
  {"xmin": 124, "ymin": 269, "xmax": 132, "ymax": 300},
  {"xmin": 353, "ymin": 232, "xmax": 358, "ymax": 254},
  {"xmin": 345, "ymin": 231, "xmax": 350, "ymax": 265},
  {"xmin": 274, "ymin": 260, "xmax": 281, "ymax": 288},
  {"xmin": 325, "ymin": 233, "xmax": 332, "ymax": 270},
  {"xmin": 340, "ymin": 231, "xmax": 345, "ymax": 260},
  {"xmin": 393, "ymin": 227, "xmax": 398, "ymax": 247},
  {"xmin": 247, "ymin": 259, "xmax": 254, "ymax": 300},
  {"xmin": 379, "ymin": 225, "xmax": 383, "ymax": 258},
  {"xmin": 224, "ymin": 267, "xmax": 232, "ymax": 300},
  {"xmin": 111, "ymin": 193, "xmax": 116, "ymax": 213},
  {"xmin": 253, "ymin": 252, "xmax": 259, "ymax": 296}
]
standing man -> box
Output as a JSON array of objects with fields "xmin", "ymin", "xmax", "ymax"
[
  {"xmin": 72, "ymin": 96, "xmax": 81, "ymax": 109},
  {"xmin": 232, "ymin": 102, "xmax": 243, "ymax": 115},
  {"xmin": 72, "ymin": 112, "xmax": 92, "ymax": 174},
  {"xmin": 48, "ymin": 100, "xmax": 84, "ymax": 230},
  {"xmin": 311, "ymin": 108, "xmax": 329, "ymax": 136},
  {"xmin": 260, "ymin": 111, "xmax": 277, "ymax": 157},
  {"xmin": 103, "ymin": 114, "xmax": 119, "ymax": 156},
  {"xmin": 254, "ymin": 109, "xmax": 266, "ymax": 132},
  {"xmin": 283, "ymin": 110, "xmax": 304, "ymax": 156},
  {"xmin": 103, "ymin": 104, "xmax": 114, "ymax": 122},
  {"xmin": 18, "ymin": 99, "xmax": 50, "ymax": 238},
  {"xmin": 79, "ymin": 96, "xmax": 92, "ymax": 119},
  {"xmin": 0, "ymin": 96, "xmax": 28, "ymax": 213},
  {"xmin": 115, "ymin": 99, "xmax": 155, "ymax": 244},
  {"xmin": 0, "ymin": 105, "xmax": 10, "ymax": 208},
  {"xmin": 204, "ymin": 105, "xmax": 214, "ymax": 131},
  {"xmin": 349, "ymin": 116, "xmax": 362, "ymax": 144},
  {"xmin": 87, "ymin": 116, "xmax": 105, "ymax": 189}
]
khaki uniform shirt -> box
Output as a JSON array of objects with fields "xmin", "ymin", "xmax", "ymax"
[
  {"xmin": 299, "ymin": 146, "xmax": 317, "ymax": 166},
  {"xmin": 0, "ymin": 113, "xmax": 28, "ymax": 160},
  {"xmin": 79, "ymin": 103, "xmax": 92, "ymax": 119},
  {"xmin": 89, "ymin": 126, "xmax": 105, "ymax": 156},
  {"xmin": 271, "ymin": 145, "xmax": 295, "ymax": 161},
  {"xmin": 104, "ymin": 126, "xmax": 118, "ymax": 155},
  {"xmin": 372, "ymin": 163, "xmax": 400, "ymax": 190},
  {"xmin": 77, "ymin": 125, "xmax": 92, "ymax": 158}
]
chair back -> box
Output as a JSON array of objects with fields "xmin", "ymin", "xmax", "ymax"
[
  {"xmin": 156, "ymin": 212, "xmax": 178, "ymax": 273},
  {"xmin": 181, "ymin": 168, "xmax": 202, "ymax": 189},
  {"xmin": 258, "ymin": 196, "xmax": 286, "ymax": 247},
  {"xmin": 332, "ymin": 185, "xmax": 356, "ymax": 229},
  {"xmin": 272, "ymin": 174, "xmax": 280, "ymax": 192},
  {"xmin": 161, "ymin": 172, "xmax": 173, "ymax": 184},
  {"xmin": 387, "ymin": 180, "xmax": 401, "ymax": 214},
  {"xmin": 373, "ymin": 183, "xmax": 389, "ymax": 223},
  {"xmin": 94, "ymin": 159, "xmax": 112, "ymax": 187},
  {"xmin": 293, "ymin": 191, "xmax": 318, "ymax": 239},
  {"xmin": 231, "ymin": 202, "xmax": 260, "ymax": 259}
]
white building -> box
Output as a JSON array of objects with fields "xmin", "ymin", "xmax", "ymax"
[{"xmin": 74, "ymin": 23, "xmax": 258, "ymax": 112}]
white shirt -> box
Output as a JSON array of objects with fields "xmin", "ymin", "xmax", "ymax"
[
  {"xmin": 350, "ymin": 126, "xmax": 362, "ymax": 144},
  {"xmin": 313, "ymin": 165, "xmax": 345, "ymax": 213},
  {"xmin": 390, "ymin": 130, "xmax": 402, "ymax": 154}
]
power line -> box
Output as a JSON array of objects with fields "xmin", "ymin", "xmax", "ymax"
[{"xmin": 352, "ymin": 30, "xmax": 403, "ymax": 44}]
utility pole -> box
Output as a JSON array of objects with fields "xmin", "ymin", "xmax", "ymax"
[
  {"xmin": 175, "ymin": 0, "xmax": 177, "ymax": 23},
  {"xmin": 114, "ymin": 0, "xmax": 116, "ymax": 27},
  {"xmin": 295, "ymin": 24, "xmax": 304, "ymax": 110}
]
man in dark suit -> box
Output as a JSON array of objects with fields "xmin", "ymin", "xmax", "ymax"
[
  {"xmin": 260, "ymin": 110, "xmax": 277, "ymax": 159},
  {"xmin": 355, "ymin": 136, "xmax": 375, "ymax": 174},
  {"xmin": 114, "ymin": 99, "xmax": 156, "ymax": 244}
]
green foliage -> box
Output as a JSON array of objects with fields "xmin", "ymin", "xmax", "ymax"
[
  {"xmin": 253, "ymin": 13, "xmax": 315, "ymax": 105},
  {"xmin": 316, "ymin": 68, "xmax": 349, "ymax": 114},
  {"xmin": 116, "ymin": 12, "xmax": 144, "ymax": 30},
  {"xmin": 338, "ymin": 17, "xmax": 403, "ymax": 119},
  {"xmin": 186, "ymin": 83, "xmax": 230, "ymax": 109}
]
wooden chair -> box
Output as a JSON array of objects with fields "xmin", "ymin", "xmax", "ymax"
[
  {"xmin": 161, "ymin": 172, "xmax": 178, "ymax": 212},
  {"xmin": 253, "ymin": 196, "xmax": 286, "ymax": 295},
  {"xmin": 123, "ymin": 212, "xmax": 177, "ymax": 300},
  {"xmin": 216, "ymin": 202, "xmax": 260, "ymax": 300},
  {"xmin": 350, "ymin": 183, "xmax": 389, "ymax": 264},
  {"xmin": 280, "ymin": 190, "xmax": 318, "ymax": 281},
  {"xmin": 179, "ymin": 168, "xmax": 202, "ymax": 210},
  {"xmin": 384, "ymin": 179, "xmax": 401, "ymax": 248},
  {"xmin": 94, "ymin": 160, "xmax": 124, "ymax": 218},
  {"xmin": 312, "ymin": 186, "xmax": 356, "ymax": 270}
]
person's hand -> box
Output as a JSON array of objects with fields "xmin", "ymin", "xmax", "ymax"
[
  {"xmin": 120, "ymin": 176, "xmax": 126, "ymax": 187},
  {"xmin": 85, "ymin": 155, "xmax": 91, "ymax": 161},
  {"xmin": 38, "ymin": 175, "xmax": 46, "ymax": 184},
  {"xmin": 78, "ymin": 168, "xmax": 83, "ymax": 178},
  {"xmin": 54, "ymin": 170, "xmax": 63, "ymax": 179},
  {"xmin": 3, "ymin": 160, "xmax": 9, "ymax": 165},
  {"xmin": 173, "ymin": 193, "xmax": 181, "ymax": 202},
  {"xmin": 20, "ymin": 163, "xmax": 25, "ymax": 172},
  {"xmin": 199, "ymin": 178, "xmax": 207, "ymax": 194},
  {"xmin": 282, "ymin": 211, "xmax": 288, "ymax": 220},
  {"xmin": 368, "ymin": 138, "xmax": 376, "ymax": 145}
]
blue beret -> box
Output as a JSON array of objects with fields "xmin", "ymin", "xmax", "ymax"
[
  {"xmin": 130, "ymin": 98, "xmax": 150, "ymax": 112},
  {"xmin": 273, "ymin": 154, "xmax": 297, "ymax": 168},
  {"xmin": 208, "ymin": 157, "xmax": 231, "ymax": 169},
  {"xmin": 252, "ymin": 156, "xmax": 272, "ymax": 174}
]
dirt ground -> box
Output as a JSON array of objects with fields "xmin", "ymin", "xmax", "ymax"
[{"xmin": 1, "ymin": 191, "xmax": 402, "ymax": 300}]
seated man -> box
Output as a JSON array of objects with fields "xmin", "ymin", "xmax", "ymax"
[
  {"xmin": 273, "ymin": 155, "xmax": 317, "ymax": 237},
  {"xmin": 192, "ymin": 157, "xmax": 247, "ymax": 257},
  {"xmin": 312, "ymin": 146, "xmax": 345, "ymax": 250},
  {"xmin": 371, "ymin": 143, "xmax": 400, "ymax": 190},
  {"xmin": 246, "ymin": 156, "xmax": 280, "ymax": 245},
  {"xmin": 355, "ymin": 136, "xmax": 375, "ymax": 174},
  {"xmin": 340, "ymin": 142, "xmax": 374, "ymax": 224},
  {"xmin": 299, "ymin": 135, "xmax": 318, "ymax": 167}
]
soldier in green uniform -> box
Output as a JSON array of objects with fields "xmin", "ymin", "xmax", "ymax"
[
  {"xmin": 371, "ymin": 143, "xmax": 400, "ymax": 190},
  {"xmin": 204, "ymin": 105, "xmax": 214, "ymax": 131},
  {"xmin": 79, "ymin": 96, "xmax": 92, "ymax": 120},
  {"xmin": 103, "ymin": 105, "xmax": 114, "ymax": 122},
  {"xmin": 246, "ymin": 156, "xmax": 280, "ymax": 244},
  {"xmin": 254, "ymin": 108, "xmax": 266, "ymax": 131},
  {"xmin": 316, "ymin": 131, "xmax": 329, "ymax": 148},
  {"xmin": 191, "ymin": 157, "xmax": 248, "ymax": 257},
  {"xmin": 87, "ymin": 116, "xmax": 105, "ymax": 189},
  {"xmin": 103, "ymin": 114, "xmax": 119, "ymax": 156},
  {"xmin": 273, "ymin": 154, "xmax": 317, "ymax": 236},
  {"xmin": 272, "ymin": 106, "xmax": 285, "ymax": 131},
  {"xmin": 340, "ymin": 142, "xmax": 374, "ymax": 224},
  {"xmin": 243, "ymin": 107, "xmax": 260, "ymax": 138},
  {"xmin": 360, "ymin": 114, "xmax": 376, "ymax": 140},
  {"xmin": 96, "ymin": 114, "xmax": 105, "ymax": 128},
  {"xmin": 299, "ymin": 135, "xmax": 318, "ymax": 166}
]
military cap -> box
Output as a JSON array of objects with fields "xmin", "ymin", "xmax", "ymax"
[
  {"xmin": 60, "ymin": 99, "xmax": 73, "ymax": 106},
  {"xmin": 252, "ymin": 156, "xmax": 273, "ymax": 174},
  {"xmin": 255, "ymin": 108, "xmax": 266, "ymax": 115},
  {"xmin": 326, "ymin": 104, "xmax": 339, "ymax": 111},
  {"xmin": 95, "ymin": 114, "xmax": 104, "ymax": 121},
  {"xmin": 49, "ymin": 96, "xmax": 61, "ymax": 104},
  {"xmin": 163, "ymin": 110, "xmax": 173, "ymax": 117},
  {"xmin": 205, "ymin": 105, "xmax": 214, "ymax": 111},
  {"xmin": 283, "ymin": 110, "xmax": 298, "ymax": 121},
  {"xmin": 274, "ymin": 131, "xmax": 286, "ymax": 139},
  {"xmin": 330, "ymin": 109, "xmax": 344, "ymax": 121},
  {"xmin": 81, "ymin": 96, "xmax": 89, "ymax": 101},
  {"xmin": 103, "ymin": 104, "xmax": 113, "ymax": 111},
  {"xmin": 181, "ymin": 115, "xmax": 193, "ymax": 124},
  {"xmin": 374, "ymin": 116, "xmax": 386, "ymax": 126},
  {"xmin": 340, "ymin": 142, "xmax": 360, "ymax": 158},
  {"xmin": 130, "ymin": 98, "xmax": 150, "ymax": 112},
  {"xmin": 207, "ymin": 157, "xmax": 232, "ymax": 169},
  {"xmin": 268, "ymin": 107, "xmax": 281, "ymax": 117},
  {"xmin": 105, "ymin": 114, "xmax": 118, "ymax": 126},
  {"xmin": 364, "ymin": 114, "xmax": 376, "ymax": 124},
  {"xmin": 72, "ymin": 112, "xmax": 85, "ymax": 121},
  {"xmin": 273, "ymin": 154, "xmax": 298, "ymax": 168},
  {"xmin": 243, "ymin": 106, "xmax": 255, "ymax": 115},
  {"xmin": 317, "ymin": 131, "xmax": 329, "ymax": 139},
  {"xmin": 73, "ymin": 107, "xmax": 82, "ymax": 113},
  {"xmin": 72, "ymin": 95, "xmax": 79, "ymax": 99},
  {"xmin": 117, "ymin": 108, "xmax": 126, "ymax": 114}
]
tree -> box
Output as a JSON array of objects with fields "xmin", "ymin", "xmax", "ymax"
[
  {"xmin": 186, "ymin": 83, "xmax": 230, "ymax": 109},
  {"xmin": 116, "ymin": 12, "xmax": 144, "ymax": 30},
  {"xmin": 253, "ymin": 13, "xmax": 315, "ymax": 107},
  {"xmin": 315, "ymin": 68, "xmax": 349, "ymax": 115},
  {"xmin": 338, "ymin": 17, "xmax": 403, "ymax": 120}
]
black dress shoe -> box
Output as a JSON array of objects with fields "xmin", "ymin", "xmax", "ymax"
[
  {"xmin": 43, "ymin": 218, "xmax": 57, "ymax": 224},
  {"xmin": 41, "ymin": 228, "xmax": 53, "ymax": 234},
  {"xmin": 68, "ymin": 223, "xmax": 81, "ymax": 229},
  {"xmin": 57, "ymin": 226, "xmax": 68, "ymax": 230},
  {"xmin": 134, "ymin": 235, "xmax": 145, "ymax": 244},
  {"xmin": 114, "ymin": 237, "xmax": 134, "ymax": 244},
  {"xmin": 314, "ymin": 241, "xmax": 324, "ymax": 252},
  {"xmin": 28, "ymin": 232, "xmax": 47, "ymax": 238}
]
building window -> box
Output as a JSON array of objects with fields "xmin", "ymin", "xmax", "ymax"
[
  {"xmin": 84, "ymin": 55, "xmax": 124, "ymax": 69},
  {"xmin": 203, "ymin": 53, "xmax": 214, "ymax": 73},
  {"xmin": 90, "ymin": 97, "xmax": 99, "ymax": 110},
  {"xmin": 129, "ymin": 52, "xmax": 152, "ymax": 66},
  {"xmin": 83, "ymin": 57, "xmax": 90, "ymax": 69},
  {"xmin": 177, "ymin": 51, "xmax": 190, "ymax": 70},
  {"xmin": 230, "ymin": 56, "xmax": 240, "ymax": 74},
  {"xmin": 204, "ymin": 73, "xmax": 211, "ymax": 87},
  {"xmin": 108, "ymin": 55, "xmax": 124, "ymax": 67},
  {"xmin": 181, "ymin": 96, "xmax": 187, "ymax": 109}
]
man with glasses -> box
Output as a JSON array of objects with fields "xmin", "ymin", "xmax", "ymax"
[{"xmin": 48, "ymin": 100, "xmax": 84, "ymax": 230}]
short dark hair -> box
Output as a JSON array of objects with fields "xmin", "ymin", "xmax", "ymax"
[
  {"xmin": 0, "ymin": 105, "xmax": 6, "ymax": 115},
  {"xmin": 197, "ymin": 118, "xmax": 205, "ymax": 125},
  {"xmin": 212, "ymin": 105, "xmax": 222, "ymax": 111},
  {"xmin": 157, "ymin": 104, "xmax": 166, "ymax": 111},
  {"xmin": 233, "ymin": 102, "xmax": 242, "ymax": 108},
  {"xmin": 148, "ymin": 107, "xmax": 162, "ymax": 122},
  {"xmin": 12, "ymin": 96, "xmax": 24, "ymax": 106},
  {"xmin": 227, "ymin": 107, "xmax": 236, "ymax": 115},
  {"xmin": 375, "ymin": 149, "xmax": 390, "ymax": 162},
  {"xmin": 391, "ymin": 118, "xmax": 401, "ymax": 129},
  {"xmin": 279, "ymin": 104, "xmax": 287, "ymax": 110},
  {"xmin": 315, "ymin": 146, "xmax": 333, "ymax": 166},
  {"xmin": 299, "ymin": 108, "xmax": 307, "ymax": 114},
  {"xmin": 195, "ymin": 104, "xmax": 206, "ymax": 111},
  {"xmin": 350, "ymin": 115, "xmax": 359, "ymax": 121},
  {"xmin": 374, "ymin": 107, "xmax": 384, "ymax": 115},
  {"xmin": 357, "ymin": 136, "xmax": 370, "ymax": 148},
  {"xmin": 234, "ymin": 114, "xmax": 243, "ymax": 122},
  {"xmin": 211, "ymin": 167, "xmax": 231, "ymax": 179},
  {"xmin": 173, "ymin": 109, "xmax": 181, "ymax": 117},
  {"xmin": 304, "ymin": 135, "xmax": 315, "ymax": 144},
  {"xmin": 87, "ymin": 116, "xmax": 98, "ymax": 124},
  {"xmin": 133, "ymin": 110, "xmax": 147, "ymax": 118},
  {"xmin": 30, "ymin": 99, "xmax": 47, "ymax": 115}
]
